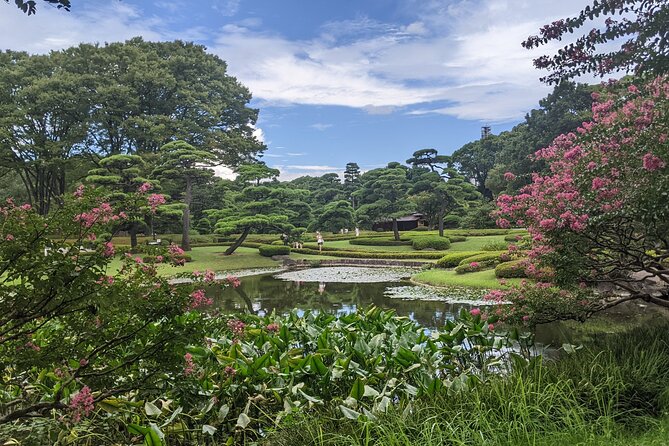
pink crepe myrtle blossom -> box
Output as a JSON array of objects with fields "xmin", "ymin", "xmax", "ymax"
[
  {"xmin": 470, "ymin": 308, "xmax": 481, "ymax": 316},
  {"xmin": 266, "ymin": 323, "xmax": 280, "ymax": 333},
  {"xmin": 70, "ymin": 386, "xmax": 95, "ymax": 423},
  {"xmin": 227, "ymin": 319, "xmax": 246, "ymax": 335},
  {"xmin": 469, "ymin": 262, "xmax": 480, "ymax": 268},
  {"xmin": 642, "ymin": 153, "xmax": 666, "ymax": 171},
  {"xmin": 5, "ymin": 234, "xmax": 14, "ymax": 241},
  {"xmin": 138, "ymin": 182, "xmax": 153, "ymax": 193},
  {"xmin": 183, "ymin": 353, "xmax": 195, "ymax": 376},
  {"xmin": 102, "ymin": 242, "xmax": 115, "ymax": 258},
  {"xmin": 73, "ymin": 184, "xmax": 85, "ymax": 198},
  {"xmin": 189, "ymin": 289, "xmax": 212, "ymax": 309},
  {"xmin": 147, "ymin": 194, "xmax": 166, "ymax": 213},
  {"xmin": 504, "ymin": 172, "xmax": 516, "ymax": 181}
]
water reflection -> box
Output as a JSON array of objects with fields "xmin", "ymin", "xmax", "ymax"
[{"xmin": 208, "ymin": 273, "xmax": 476, "ymax": 329}]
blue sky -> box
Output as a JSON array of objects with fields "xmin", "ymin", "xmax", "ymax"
[{"xmin": 0, "ymin": 0, "xmax": 587, "ymax": 179}]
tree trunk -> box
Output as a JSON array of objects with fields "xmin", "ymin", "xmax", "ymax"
[
  {"xmin": 224, "ymin": 227, "xmax": 250, "ymax": 255},
  {"xmin": 438, "ymin": 214, "xmax": 444, "ymax": 237},
  {"xmin": 392, "ymin": 218, "xmax": 400, "ymax": 241},
  {"xmin": 129, "ymin": 224, "xmax": 138, "ymax": 248},
  {"xmin": 182, "ymin": 177, "xmax": 192, "ymax": 251}
]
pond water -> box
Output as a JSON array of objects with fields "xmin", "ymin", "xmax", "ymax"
[{"xmin": 209, "ymin": 267, "xmax": 484, "ymax": 328}]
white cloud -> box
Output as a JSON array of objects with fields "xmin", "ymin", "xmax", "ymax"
[
  {"xmin": 213, "ymin": 165, "xmax": 236, "ymax": 180},
  {"xmin": 310, "ymin": 123, "xmax": 333, "ymax": 131},
  {"xmin": 286, "ymin": 152, "xmax": 306, "ymax": 156}
]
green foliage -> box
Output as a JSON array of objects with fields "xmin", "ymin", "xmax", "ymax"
[
  {"xmin": 349, "ymin": 237, "xmax": 411, "ymax": 246},
  {"xmin": 504, "ymin": 233, "xmax": 528, "ymax": 242},
  {"xmin": 410, "ymin": 226, "xmax": 430, "ymax": 231},
  {"xmin": 457, "ymin": 251, "xmax": 506, "ymax": 266},
  {"xmin": 480, "ymin": 241, "xmax": 509, "ymax": 251},
  {"xmin": 447, "ymin": 235, "xmax": 467, "ymax": 243},
  {"xmin": 267, "ymin": 323, "xmax": 669, "ymax": 446},
  {"xmin": 495, "ymin": 259, "xmax": 529, "ymax": 278},
  {"xmin": 291, "ymin": 248, "xmax": 446, "ymax": 260},
  {"xmin": 436, "ymin": 251, "xmax": 486, "ymax": 268},
  {"xmin": 454, "ymin": 259, "xmax": 497, "ymax": 274},
  {"xmin": 443, "ymin": 214, "xmax": 461, "ymax": 229},
  {"xmin": 258, "ymin": 244, "xmax": 290, "ymax": 257},
  {"xmin": 412, "ymin": 236, "xmax": 451, "ymax": 251},
  {"xmin": 315, "ymin": 200, "xmax": 355, "ymax": 233}
]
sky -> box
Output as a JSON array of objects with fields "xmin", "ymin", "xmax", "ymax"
[{"xmin": 0, "ymin": 0, "xmax": 589, "ymax": 180}]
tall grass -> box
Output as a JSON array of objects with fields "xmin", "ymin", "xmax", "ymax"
[{"xmin": 266, "ymin": 322, "xmax": 669, "ymax": 446}]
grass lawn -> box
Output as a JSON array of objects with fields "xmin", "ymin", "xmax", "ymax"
[
  {"xmin": 448, "ymin": 234, "xmax": 509, "ymax": 251},
  {"xmin": 323, "ymin": 240, "xmax": 416, "ymax": 252},
  {"xmin": 411, "ymin": 268, "xmax": 521, "ymax": 288},
  {"xmin": 106, "ymin": 246, "xmax": 282, "ymax": 275}
]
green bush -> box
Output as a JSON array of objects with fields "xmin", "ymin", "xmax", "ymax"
[
  {"xmin": 349, "ymin": 237, "xmax": 411, "ymax": 246},
  {"xmin": 495, "ymin": 259, "xmax": 529, "ymax": 278},
  {"xmin": 481, "ymin": 241, "xmax": 509, "ymax": 251},
  {"xmin": 412, "ymin": 236, "xmax": 451, "ymax": 250},
  {"xmin": 291, "ymin": 248, "xmax": 446, "ymax": 259},
  {"xmin": 271, "ymin": 240, "xmax": 285, "ymax": 245},
  {"xmin": 443, "ymin": 214, "xmax": 461, "ymax": 229},
  {"xmin": 458, "ymin": 251, "xmax": 506, "ymax": 266},
  {"xmin": 454, "ymin": 259, "xmax": 497, "ymax": 274},
  {"xmin": 447, "ymin": 235, "xmax": 467, "ymax": 243},
  {"xmin": 410, "ymin": 226, "xmax": 430, "ymax": 231},
  {"xmin": 504, "ymin": 233, "xmax": 527, "ymax": 242},
  {"xmin": 258, "ymin": 244, "xmax": 291, "ymax": 257},
  {"xmin": 435, "ymin": 251, "xmax": 486, "ymax": 268}
]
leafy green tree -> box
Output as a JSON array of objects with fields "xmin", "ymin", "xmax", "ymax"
[
  {"xmin": 85, "ymin": 154, "xmax": 154, "ymax": 247},
  {"xmin": 412, "ymin": 170, "xmax": 480, "ymax": 236},
  {"xmin": 343, "ymin": 162, "xmax": 361, "ymax": 209},
  {"xmin": 0, "ymin": 51, "xmax": 90, "ymax": 214},
  {"xmin": 355, "ymin": 165, "xmax": 413, "ymax": 241},
  {"xmin": 451, "ymin": 137, "xmax": 500, "ymax": 199},
  {"xmin": 406, "ymin": 148, "xmax": 450, "ymax": 173},
  {"xmin": 314, "ymin": 200, "xmax": 355, "ymax": 233},
  {"xmin": 235, "ymin": 162, "xmax": 280, "ymax": 186},
  {"xmin": 523, "ymin": 0, "xmax": 669, "ymax": 84},
  {"xmin": 152, "ymin": 141, "xmax": 215, "ymax": 251}
]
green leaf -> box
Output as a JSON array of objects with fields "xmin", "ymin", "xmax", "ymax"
[
  {"xmin": 350, "ymin": 378, "xmax": 365, "ymax": 400},
  {"xmin": 310, "ymin": 355, "xmax": 328, "ymax": 376},
  {"xmin": 339, "ymin": 405, "xmax": 362, "ymax": 420},
  {"xmin": 144, "ymin": 401, "xmax": 162, "ymax": 417}
]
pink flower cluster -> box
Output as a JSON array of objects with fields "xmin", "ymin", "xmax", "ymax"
[
  {"xmin": 147, "ymin": 193, "xmax": 166, "ymax": 213},
  {"xmin": 266, "ymin": 323, "xmax": 280, "ymax": 333},
  {"xmin": 189, "ymin": 289, "xmax": 212, "ymax": 309},
  {"xmin": 70, "ymin": 386, "xmax": 95, "ymax": 423},
  {"xmin": 138, "ymin": 182, "xmax": 153, "ymax": 193},
  {"xmin": 74, "ymin": 203, "xmax": 124, "ymax": 228},
  {"xmin": 469, "ymin": 262, "xmax": 480, "ymax": 268},
  {"xmin": 102, "ymin": 242, "xmax": 115, "ymax": 258},
  {"xmin": 193, "ymin": 269, "xmax": 216, "ymax": 282},
  {"xmin": 184, "ymin": 353, "xmax": 196, "ymax": 376},
  {"xmin": 227, "ymin": 319, "xmax": 246, "ymax": 336},
  {"xmin": 642, "ymin": 153, "xmax": 666, "ymax": 171},
  {"xmin": 73, "ymin": 184, "xmax": 85, "ymax": 199},
  {"xmin": 225, "ymin": 275, "xmax": 241, "ymax": 288}
]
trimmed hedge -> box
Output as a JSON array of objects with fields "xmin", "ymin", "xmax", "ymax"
[
  {"xmin": 412, "ymin": 236, "xmax": 451, "ymax": 251},
  {"xmin": 435, "ymin": 251, "xmax": 486, "ymax": 268},
  {"xmin": 495, "ymin": 259, "xmax": 528, "ymax": 278},
  {"xmin": 410, "ymin": 226, "xmax": 430, "ymax": 231},
  {"xmin": 143, "ymin": 254, "xmax": 192, "ymax": 263},
  {"xmin": 349, "ymin": 237, "xmax": 411, "ymax": 246},
  {"xmin": 291, "ymin": 248, "xmax": 445, "ymax": 260},
  {"xmin": 454, "ymin": 259, "xmax": 497, "ymax": 274},
  {"xmin": 504, "ymin": 234, "xmax": 526, "ymax": 242},
  {"xmin": 447, "ymin": 235, "xmax": 467, "ymax": 243},
  {"xmin": 457, "ymin": 251, "xmax": 507, "ymax": 266},
  {"xmin": 258, "ymin": 245, "xmax": 291, "ymax": 257}
]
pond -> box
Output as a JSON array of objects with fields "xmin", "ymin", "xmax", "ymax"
[{"xmin": 209, "ymin": 266, "xmax": 485, "ymax": 328}]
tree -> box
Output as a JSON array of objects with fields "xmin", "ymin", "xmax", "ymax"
[
  {"xmin": 85, "ymin": 154, "xmax": 155, "ymax": 247},
  {"xmin": 406, "ymin": 148, "xmax": 450, "ymax": 173},
  {"xmin": 0, "ymin": 187, "xmax": 215, "ymax": 426},
  {"xmin": 451, "ymin": 136, "xmax": 500, "ymax": 199},
  {"xmin": 523, "ymin": 0, "xmax": 669, "ymax": 84},
  {"xmin": 355, "ymin": 165, "xmax": 413, "ymax": 241},
  {"xmin": 152, "ymin": 141, "xmax": 215, "ymax": 251},
  {"xmin": 315, "ymin": 200, "xmax": 355, "ymax": 233},
  {"xmin": 412, "ymin": 170, "xmax": 480, "ymax": 236},
  {"xmin": 494, "ymin": 76, "xmax": 669, "ymax": 323},
  {"xmin": 343, "ymin": 162, "xmax": 361, "ymax": 209},
  {"xmin": 4, "ymin": 0, "xmax": 70, "ymax": 15},
  {"xmin": 0, "ymin": 51, "xmax": 90, "ymax": 214},
  {"xmin": 235, "ymin": 162, "xmax": 280, "ymax": 186}
]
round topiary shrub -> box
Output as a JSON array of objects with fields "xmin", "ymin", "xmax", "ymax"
[
  {"xmin": 457, "ymin": 251, "xmax": 506, "ymax": 266},
  {"xmin": 495, "ymin": 259, "xmax": 528, "ymax": 278},
  {"xmin": 258, "ymin": 245, "xmax": 291, "ymax": 257},
  {"xmin": 411, "ymin": 226, "xmax": 430, "ymax": 231},
  {"xmin": 271, "ymin": 240, "xmax": 285, "ymax": 245},
  {"xmin": 412, "ymin": 236, "xmax": 451, "ymax": 251},
  {"xmin": 504, "ymin": 233, "xmax": 526, "ymax": 242}
]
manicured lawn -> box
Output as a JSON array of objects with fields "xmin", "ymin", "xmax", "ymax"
[
  {"xmin": 411, "ymin": 268, "xmax": 521, "ymax": 289},
  {"xmin": 107, "ymin": 246, "xmax": 282, "ymax": 275},
  {"xmin": 448, "ymin": 234, "xmax": 509, "ymax": 251},
  {"xmin": 323, "ymin": 240, "xmax": 416, "ymax": 252}
]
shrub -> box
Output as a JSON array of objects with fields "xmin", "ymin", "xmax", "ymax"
[
  {"xmin": 495, "ymin": 259, "xmax": 529, "ymax": 278},
  {"xmin": 411, "ymin": 226, "xmax": 430, "ymax": 231},
  {"xmin": 349, "ymin": 237, "xmax": 411, "ymax": 246},
  {"xmin": 454, "ymin": 260, "xmax": 497, "ymax": 274},
  {"xmin": 458, "ymin": 251, "xmax": 506, "ymax": 266},
  {"xmin": 271, "ymin": 240, "xmax": 285, "ymax": 245},
  {"xmin": 504, "ymin": 233, "xmax": 527, "ymax": 242},
  {"xmin": 435, "ymin": 251, "xmax": 486, "ymax": 268},
  {"xmin": 481, "ymin": 241, "xmax": 509, "ymax": 251},
  {"xmin": 447, "ymin": 235, "xmax": 467, "ymax": 243},
  {"xmin": 291, "ymin": 248, "xmax": 446, "ymax": 259},
  {"xmin": 412, "ymin": 236, "xmax": 451, "ymax": 250},
  {"xmin": 443, "ymin": 214, "xmax": 461, "ymax": 229},
  {"xmin": 258, "ymin": 245, "xmax": 291, "ymax": 257}
]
